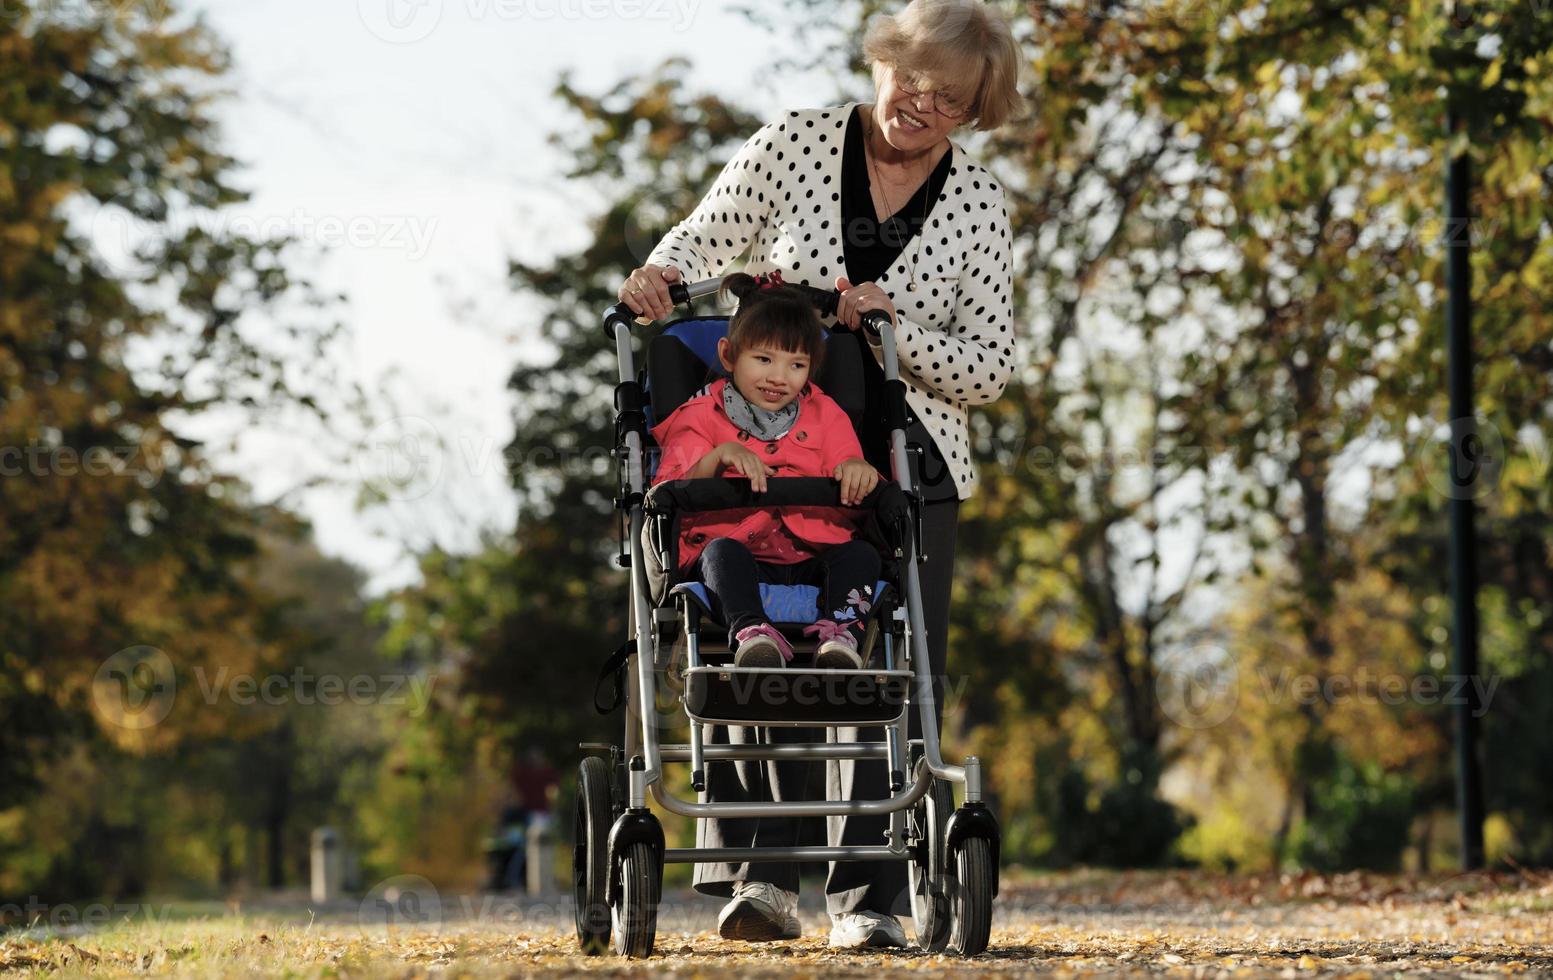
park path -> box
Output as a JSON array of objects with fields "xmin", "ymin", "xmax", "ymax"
[{"xmin": 3, "ymin": 870, "xmax": 1550, "ymax": 976}]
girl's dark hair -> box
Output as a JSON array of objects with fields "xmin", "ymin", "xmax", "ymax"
[{"xmin": 719, "ymin": 272, "xmax": 826, "ymax": 378}]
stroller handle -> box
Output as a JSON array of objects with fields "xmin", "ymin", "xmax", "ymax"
[
  {"xmin": 782, "ymin": 281, "xmax": 892, "ymax": 338},
  {"xmin": 645, "ymin": 477, "xmax": 908, "ymax": 523},
  {"xmin": 603, "ymin": 276, "xmax": 891, "ymax": 338}
]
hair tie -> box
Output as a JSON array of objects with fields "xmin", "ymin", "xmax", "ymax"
[{"xmin": 753, "ymin": 270, "xmax": 786, "ymax": 291}]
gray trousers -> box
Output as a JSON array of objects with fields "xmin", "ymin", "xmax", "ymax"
[{"xmin": 692, "ymin": 498, "xmax": 958, "ymax": 915}]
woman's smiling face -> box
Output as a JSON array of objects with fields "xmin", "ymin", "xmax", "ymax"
[
  {"xmin": 718, "ymin": 338, "xmax": 811, "ymax": 412},
  {"xmin": 873, "ymin": 64, "xmax": 967, "ymax": 153}
]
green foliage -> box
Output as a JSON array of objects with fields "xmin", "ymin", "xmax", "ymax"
[
  {"xmin": 372, "ymin": 63, "xmax": 768, "ymax": 788},
  {"xmin": 1053, "ymin": 748, "xmax": 1189, "ymax": 868},
  {"xmin": 1292, "ymin": 751, "xmax": 1415, "ymax": 872},
  {"xmin": 0, "ymin": 0, "xmax": 376, "ymax": 899},
  {"xmin": 414, "ymin": 0, "xmax": 1553, "ymax": 874},
  {"xmin": 10, "ymin": 0, "xmax": 1537, "ymax": 893}
]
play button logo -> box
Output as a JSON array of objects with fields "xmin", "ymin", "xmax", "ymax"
[{"xmin": 359, "ymin": 0, "xmax": 444, "ymax": 44}]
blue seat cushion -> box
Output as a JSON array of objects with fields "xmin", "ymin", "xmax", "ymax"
[{"xmin": 670, "ymin": 579, "xmax": 892, "ymax": 629}]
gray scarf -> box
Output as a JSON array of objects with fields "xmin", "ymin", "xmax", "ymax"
[{"xmin": 722, "ymin": 381, "xmax": 800, "ymax": 441}]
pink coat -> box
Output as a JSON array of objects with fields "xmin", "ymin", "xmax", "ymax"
[{"xmin": 650, "ymin": 377, "xmax": 877, "ymax": 570}]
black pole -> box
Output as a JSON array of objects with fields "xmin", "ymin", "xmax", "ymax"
[{"xmin": 1444, "ymin": 107, "xmax": 1485, "ymax": 870}]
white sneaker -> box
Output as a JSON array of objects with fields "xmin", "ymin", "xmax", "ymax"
[
  {"xmin": 717, "ymin": 880, "xmax": 800, "ymax": 941},
  {"xmin": 827, "ymin": 910, "xmax": 908, "ymax": 948},
  {"xmin": 733, "ymin": 623, "xmax": 793, "ymax": 668},
  {"xmin": 805, "ymin": 620, "xmax": 864, "ymax": 669}
]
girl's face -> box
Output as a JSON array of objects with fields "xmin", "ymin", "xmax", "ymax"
[{"xmin": 717, "ymin": 337, "xmax": 811, "ymax": 412}]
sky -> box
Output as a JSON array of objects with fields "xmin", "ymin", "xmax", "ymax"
[{"xmin": 177, "ymin": 0, "xmax": 844, "ymax": 594}]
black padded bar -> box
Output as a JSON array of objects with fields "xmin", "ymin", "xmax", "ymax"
[
  {"xmin": 883, "ymin": 378, "xmax": 910, "ymax": 433},
  {"xmin": 642, "ymin": 478, "xmax": 900, "ymax": 518},
  {"xmin": 614, "ymin": 379, "xmax": 646, "ymax": 433},
  {"xmin": 645, "ymin": 477, "xmax": 906, "ymax": 521}
]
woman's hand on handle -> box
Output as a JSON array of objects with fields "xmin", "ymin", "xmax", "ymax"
[
  {"xmin": 619, "ymin": 264, "xmax": 682, "ymax": 321},
  {"xmin": 832, "ymin": 276, "xmax": 897, "ymax": 332}
]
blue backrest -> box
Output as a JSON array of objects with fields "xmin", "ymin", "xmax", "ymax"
[
  {"xmin": 663, "ymin": 318, "xmax": 729, "ymax": 378},
  {"xmin": 643, "ymin": 317, "xmax": 731, "ymax": 433}
]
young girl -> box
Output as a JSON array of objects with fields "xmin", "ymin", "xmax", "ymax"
[{"xmin": 649, "ymin": 271, "xmax": 882, "ymax": 669}]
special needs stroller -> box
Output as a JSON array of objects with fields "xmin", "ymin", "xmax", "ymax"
[{"xmin": 574, "ymin": 276, "xmax": 1000, "ymax": 958}]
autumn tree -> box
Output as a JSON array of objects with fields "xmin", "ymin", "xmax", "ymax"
[{"xmin": 0, "ymin": 1, "xmax": 370, "ymax": 895}]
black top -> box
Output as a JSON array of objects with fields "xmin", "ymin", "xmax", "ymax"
[{"xmin": 840, "ymin": 104, "xmax": 959, "ymax": 501}]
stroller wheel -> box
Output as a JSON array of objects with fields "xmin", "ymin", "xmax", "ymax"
[
  {"xmin": 907, "ymin": 755, "xmax": 953, "ymax": 952},
  {"xmin": 949, "ymin": 836, "xmax": 995, "ymax": 956},
  {"xmin": 572, "ymin": 756, "xmax": 613, "ymax": 955},
  {"xmin": 611, "ymin": 841, "xmax": 661, "ymax": 958}
]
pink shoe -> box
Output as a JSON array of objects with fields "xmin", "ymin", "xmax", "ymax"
[
  {"xmin": 804, "ymin": 619, "xmax": 862, "ymax": 669},
  {"xmin": 734, "ymin": 623, "xmax": 794, "ymax": 667}
]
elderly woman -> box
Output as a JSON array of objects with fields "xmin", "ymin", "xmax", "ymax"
[{"xmin": 620, "ymin": 0, "xmax": 1021, "ymax": 950}]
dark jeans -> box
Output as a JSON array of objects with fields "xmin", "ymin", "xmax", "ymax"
[
  {"xmin": 696, "ymin": 537, "xmax": 881, "ymax": 648},
  {"xmin": 693, "ymin": 498, "xmax": 959, "ymax": 914}
]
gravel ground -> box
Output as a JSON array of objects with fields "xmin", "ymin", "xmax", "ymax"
[{"xmin": 3, "ymin": 870, "xmax": 1550, "ymax": 977}]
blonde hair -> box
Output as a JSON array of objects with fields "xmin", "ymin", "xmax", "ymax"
[{"xmin": 863, "ymin": 0, "xmax": 1023, "ymax": 131}]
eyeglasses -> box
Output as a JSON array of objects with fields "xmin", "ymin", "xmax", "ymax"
[{"xmin": 892, "ymin": 66, "xmax": 972, "ymax": 120}]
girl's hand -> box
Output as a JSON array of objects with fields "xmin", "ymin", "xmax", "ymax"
[
  {"xmin": 833, "ymin": 276, "xmax": 897, "ymax": 332},
  {"xmin": 715, "ymin": 441, "xmax": 774, "ymax": 493},
  {"xmin": 619, "ymin": 264, "xmax": 682, "ymax": 321},
  {"xmin": 833, "ymin": 457, "xmax": 879, "ymax": 506}
]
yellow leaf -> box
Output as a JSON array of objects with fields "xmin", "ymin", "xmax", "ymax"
[{"xmin": 1483, "ymin": 59, "xmax": 1503, "ymax": 88}]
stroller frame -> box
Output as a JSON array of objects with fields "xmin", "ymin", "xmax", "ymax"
[{"xmin": 574, "ymin": 277, "xmax": 1000, "ymax": 958}]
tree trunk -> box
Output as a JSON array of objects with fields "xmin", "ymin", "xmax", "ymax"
[{"xmin": 265, "ymin": 723, "xmax": 294, "ymax": 889}]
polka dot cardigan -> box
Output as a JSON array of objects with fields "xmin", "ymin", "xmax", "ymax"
[{"xmin": 645, "ymin": 101, "xmax": 1016, "ymax": 501}]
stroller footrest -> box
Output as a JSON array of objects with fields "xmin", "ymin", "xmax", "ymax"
[
  {"xmin": 659, "ymin": 741, "xmax": 890, "ymax": 761},
  {"xmin": 682, "ymin": 667, "xmax": 910, "ymax": 726},
  {"xmin": 665, "ymin": 845, "xmax": 908, "ymax": 864}
]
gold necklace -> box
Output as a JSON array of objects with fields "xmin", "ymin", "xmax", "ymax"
[{"xmin": 863, "ymin": 108, "xmax": 938, "ymax": 292}]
